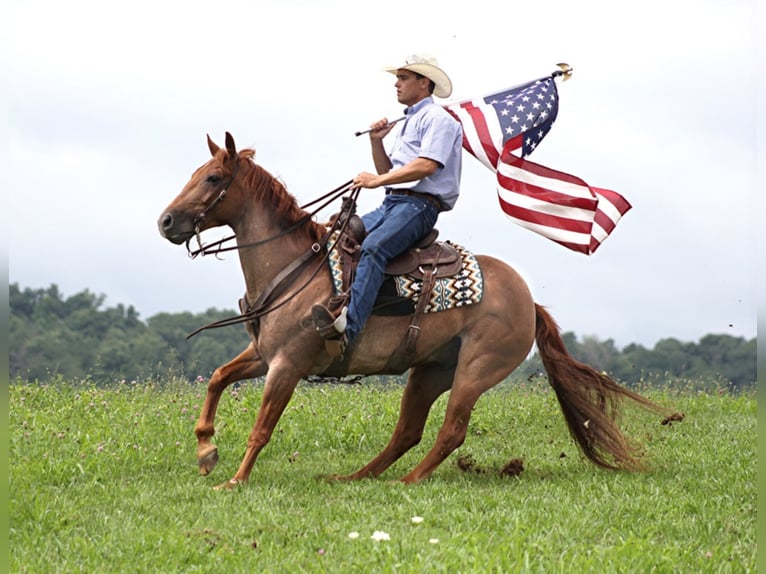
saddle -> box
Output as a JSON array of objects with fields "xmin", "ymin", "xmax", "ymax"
[
  {"xmin": 337, "ymin": 216, "xmax": 461, "ymax": 285},
  {"xmin": 385, "ymin": 229, "xmax": 462, "ymax": 279},
  {"xmin": 326, "ymin": 214, "xmax": 463, "ymax": 374}
]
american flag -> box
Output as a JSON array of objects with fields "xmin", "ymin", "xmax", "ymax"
[{"xmin": 445, "ymin": 75, "xmax": 630, "ymax": 255}]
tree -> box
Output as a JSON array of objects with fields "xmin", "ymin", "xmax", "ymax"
[{"xmin": 8, "ymin": 283, "xmax": 756, "ymax": 388}]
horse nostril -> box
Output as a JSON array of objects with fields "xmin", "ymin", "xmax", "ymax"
[{"xmin": 161, "ymin": 213, "xmax": 173, "ymax": 230}]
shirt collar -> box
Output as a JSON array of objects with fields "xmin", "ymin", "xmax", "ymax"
[{"xmin": 404, "ymin": 96, "xmax": 434, "ymax": 116}]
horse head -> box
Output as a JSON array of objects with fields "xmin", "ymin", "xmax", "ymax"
[{"xmin": 158, "ymin": 132, "xmax": 252, "ymax": 244}]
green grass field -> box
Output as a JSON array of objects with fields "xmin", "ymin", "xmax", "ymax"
[{"xmin": 9, "ymin": 377, "xmax": 756, "ymax": 573}]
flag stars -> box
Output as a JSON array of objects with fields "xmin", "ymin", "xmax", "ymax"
[
  {"xmin": 479, "ymin": 77, "xmax": 559, "ymax": 158},
  {"xmin": 446, "ymin": 76, "xmax": 629, "ymax": 254}
]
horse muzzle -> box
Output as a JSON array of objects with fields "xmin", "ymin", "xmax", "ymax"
[{"xmin": 158, "ymin": 211, "xmax": 195, "ymax": 244}]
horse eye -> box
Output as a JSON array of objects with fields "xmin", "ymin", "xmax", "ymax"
[{"xmin": 206, "ymin": 174, "xmax": 222, "ymax": 185}]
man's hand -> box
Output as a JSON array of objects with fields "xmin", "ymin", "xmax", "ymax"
[
  {"xmin": 367, "ymin": 118, "xmax": 397, "ymax": 141},
  {"xmin": 351, "ymin": 171, "xmax": 381, "ymax": 190}
]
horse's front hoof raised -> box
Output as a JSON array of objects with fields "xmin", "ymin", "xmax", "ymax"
[{"xmin": 198, "ymin": 445, "xmax": 219, "ymax": 476}]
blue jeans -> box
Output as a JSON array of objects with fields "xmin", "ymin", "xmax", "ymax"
[{"xmin": 346, "ymin": 194, "xmax": 440, "ymax": 343}]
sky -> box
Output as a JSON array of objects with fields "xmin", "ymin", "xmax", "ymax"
[{"xmin": 5, "ymin": 0, "xmax": 761, "ymax": 350}]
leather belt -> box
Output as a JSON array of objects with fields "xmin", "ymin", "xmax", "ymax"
[{"xmin": 385, "ymin": 188, "xmax": 442, "ymax": 210}]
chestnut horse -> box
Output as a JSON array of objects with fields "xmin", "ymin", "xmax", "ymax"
[{"xmin": 158, "ymin": 132, "xmax": 675, "ymax": 490}]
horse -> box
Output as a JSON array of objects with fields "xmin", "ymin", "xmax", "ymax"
[{"xmin": 158, "ymin": 132, "xmax": 678, "ymax": 490}]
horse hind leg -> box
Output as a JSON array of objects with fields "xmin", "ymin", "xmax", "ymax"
[
  {"xmin": 399, "ymin": 328, "xmax": 531, "ymax": 484},
  {"xmin": 332, "ymin": 357, "xmax": 457, "ymax": 481},
  {"xmin": 195, "ymin": 341, "xmax": 267, "ymax": 476}
]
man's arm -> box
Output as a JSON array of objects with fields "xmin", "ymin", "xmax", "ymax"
[
  {"xmin": 371, "ymin": 138, "xmax": 393, "ymax": 175},
  {"xmin": 366, "ymin": 118, "xmax": 396, "ymax": 174},
  {"xmin": 352, "ymin": 157, "xmax": 439, "ymax": 190}
]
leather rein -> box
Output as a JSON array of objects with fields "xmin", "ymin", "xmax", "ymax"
[{"xmin": 184, "ymin": 170, "xmax": 359, "ymax": 339}]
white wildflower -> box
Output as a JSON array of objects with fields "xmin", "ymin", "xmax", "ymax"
[
  {"xmin": 370, "ymin": 531, "xmax": 391, "ymax": 541},
  {"xmin": 411, "ymin": 516, "xmax": 424, "ymax": 523},
  {"xmin": 429, "ymin": 538, "xmax": 440, "ymax": 544},
  {"xmin": 347, "ymin": 532, "xmax": 360, "ymax": 539}
]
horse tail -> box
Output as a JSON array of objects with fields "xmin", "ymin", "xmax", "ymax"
[{"xmin": 533, "ymin": 303, "xmax": 673, "ymax": 471}]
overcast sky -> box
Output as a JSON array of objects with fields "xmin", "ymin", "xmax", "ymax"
[{"xmin": 6, "ymin": 0, "xmax": 761, "ymax": 349}]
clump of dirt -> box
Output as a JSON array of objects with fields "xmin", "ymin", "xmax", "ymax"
[
  {"xmin": 499, "ymin": 458, "xmax": 524, "ymax": 478},
  {"xmin": 456, "ymin": 454, "xmax": 525, "ymax": 478},
  {"xmin": 661, "ymin": 412, "xmax": 685, "ymax": 426},
  {"xmin": 456, "ymin": 454, "xmax": 486, "ymax": 474},
  {"xmin": 185, "ymin": 529, "xmax": 221, "ymax": 548}
]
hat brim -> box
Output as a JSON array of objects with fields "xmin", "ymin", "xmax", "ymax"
[{"xmin": 384, "ymin": 63, "xmax": 452, "ymax": 99}]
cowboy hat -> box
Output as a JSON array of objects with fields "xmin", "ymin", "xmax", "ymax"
[{"xmin": 383, "ymin": 54, "xmax": 452, "ymax": 98}]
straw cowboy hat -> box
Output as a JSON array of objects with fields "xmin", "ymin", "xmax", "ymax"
[{"xmin": 384, "ymin": 54, "xmax": 452, "ymax": 98}]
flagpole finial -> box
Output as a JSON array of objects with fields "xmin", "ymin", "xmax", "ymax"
[{"xmin": 553, "ymin": 63, "xmax": 573, "ymax": 81}]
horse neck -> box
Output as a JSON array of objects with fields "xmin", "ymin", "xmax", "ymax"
[{"xmin": 232, "ymin": 171, "xmax": 320, "ymax": 298}]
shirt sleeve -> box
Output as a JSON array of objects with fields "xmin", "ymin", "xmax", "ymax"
[{"xmin": 417, "ymin": 112, "xmax": 463, "ymax": 168}]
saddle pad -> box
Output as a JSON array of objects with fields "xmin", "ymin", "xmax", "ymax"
[
  {"xmin": 326, "ymin": 237, "xmax": 483, "ymax": 314},
  {"xmin": 393, "ymin": 242, "xmax": 483, "ymax": 313}
]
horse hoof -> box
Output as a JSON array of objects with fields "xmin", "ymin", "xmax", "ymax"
[
  {"xmin": 213, "ymin": 478, "xmax": 241, "ymax": 491},
  {"xmin": 325, "ymin": 472, "xmax": 369, "ymax": 482},
  {"xmin": 198, "ymin": 446, "xmax": 219, "ymax": 476},
  {"xmin": 323, "ymin": 474, "xmax": 348, "ymax": 483}
]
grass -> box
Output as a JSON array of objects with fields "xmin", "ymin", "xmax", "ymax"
[{"xmin": 9, "ymin": 377, "xmax": 756, "ymax": 573}]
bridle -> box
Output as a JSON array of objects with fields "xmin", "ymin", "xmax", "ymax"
[
  {"xmin": 192, "ymin": 161, "xmax": 241, "ymax": 233},
  {"xmin": 182, "ymin": 157, "xmax": 360, "ymax": 337},
  {"xmin": 186, "ymin": 158, "xmax": 353, "ymax": 259}
]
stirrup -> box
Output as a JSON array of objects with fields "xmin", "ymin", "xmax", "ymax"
[
  {"xmin": 311, "ymin": 304, "xmax": 348, "ymax": 358},
  {"xmin": 311, "ymin": 304, "xmax": 347, "ymax": 338}
]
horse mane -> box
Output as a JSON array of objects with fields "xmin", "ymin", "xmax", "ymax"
[{"xmin": 239, "ymin": 150, "xmax": 324, "ymax": 242}]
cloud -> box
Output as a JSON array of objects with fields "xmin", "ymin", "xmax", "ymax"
[{"xmin": 6, "ymin": 0, "xmax": 758, "ymax": 348}]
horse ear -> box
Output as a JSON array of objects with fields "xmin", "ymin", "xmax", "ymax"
[
  {"xmin": 207, "ymin": 134, "xmax": 220, "ymax": 157},
  {"xmin": 225, "ymin": 132, "xmax": 237, "ymax": 158}
]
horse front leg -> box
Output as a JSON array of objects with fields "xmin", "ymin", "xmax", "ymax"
[
  {"xmin": 215, "ymin": 363, "xmax": 301, "ymax": 490},
  {"xmin": 195, "ymin": 342, "xmax": 267, "ymax": 476}
]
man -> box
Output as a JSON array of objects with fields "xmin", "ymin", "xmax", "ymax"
[{"xmin": 313, "ymin": 53, "xmax": 463, "ymax": 356}]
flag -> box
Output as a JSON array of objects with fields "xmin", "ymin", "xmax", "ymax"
[{"xmin": 445, "ymin": 75, "xmax": 630, "ymax": 255}]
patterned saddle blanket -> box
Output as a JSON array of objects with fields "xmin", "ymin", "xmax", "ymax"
[{"xmin": 327, "ymin": 239, "xmax": 484, "ymax": 316}]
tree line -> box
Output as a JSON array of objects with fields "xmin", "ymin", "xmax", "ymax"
[{"xmin": 9, "ymin": 283, "xmax": 756, "ymax": 389}]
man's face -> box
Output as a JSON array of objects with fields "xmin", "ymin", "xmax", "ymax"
[{"xmin": 395, "ymin": 70, "xmax": 429, "ymax": 106}]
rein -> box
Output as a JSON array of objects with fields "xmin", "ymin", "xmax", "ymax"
[
  {"xmin": 185, "ymin": 179, "xmax": 361, "ymax": 339},
  {"xmin": 187, "ymin": 179, "xmax": 354, "ymax": 258}
]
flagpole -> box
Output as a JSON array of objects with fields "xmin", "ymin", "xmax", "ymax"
[
  {"xmin": 354, "ymin": 116, "xmax": 406, "ymax": 137},
  {"xmin": 552, "ymin": 63, "xmax": 574, "ymax": 81},
  {"xmin": 354, "ymin": 64, "xmax": 572, "ymax": 137}
]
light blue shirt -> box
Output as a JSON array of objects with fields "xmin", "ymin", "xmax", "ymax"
[{"xmin": 387, "ymin": 96, "xmax": 463, "ymax": 210}]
